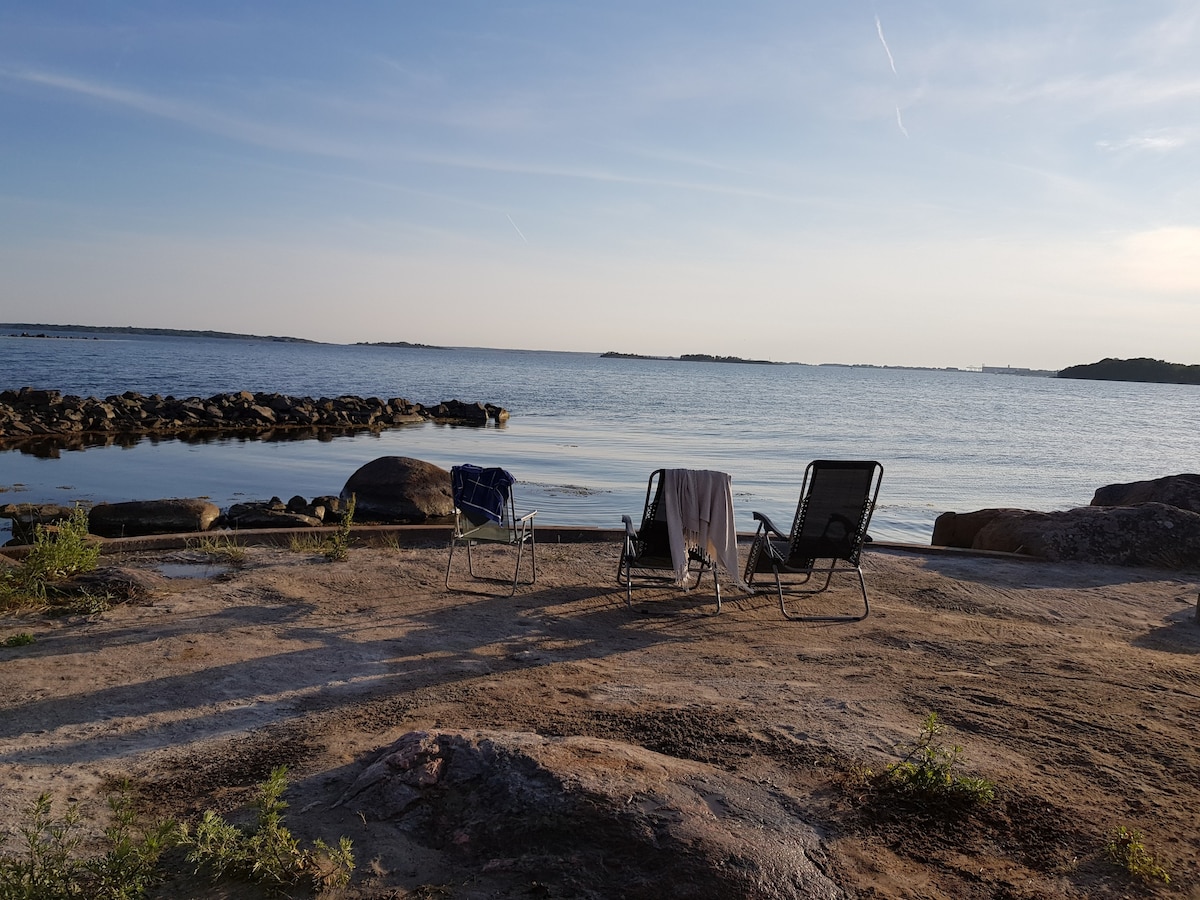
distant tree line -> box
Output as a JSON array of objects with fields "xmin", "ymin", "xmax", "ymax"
[{"xmin": 1057, "ymin": 357, "xmax": 1200, "ymax": 385}]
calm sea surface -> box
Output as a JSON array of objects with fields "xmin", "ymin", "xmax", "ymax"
[{"xmin": 2, "ymin": 332, "xmax": 1198, "ymax": 545}]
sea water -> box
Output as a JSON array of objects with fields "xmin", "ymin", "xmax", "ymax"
[{"xmin": 2, "ymin": 331, "xmax": 1198, "ymax": 544}]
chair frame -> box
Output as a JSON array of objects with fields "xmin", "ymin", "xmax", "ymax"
[
  {"xmin": 617, "ymin": 468, "xmax": 722, "ymax": 612},
  {"xmin": 743, "ymin": 460, "xmax": 883, "ymax": 621},
  {"xmin": 445, "ymin": 468, "xmax": 536, "ymax": 596}
]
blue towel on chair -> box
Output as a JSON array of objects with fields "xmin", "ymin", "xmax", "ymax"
[{"xmin": 452, "ymin": 464, "xmax": 516, "ymax": 525}]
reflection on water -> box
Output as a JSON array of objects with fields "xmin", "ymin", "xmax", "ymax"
[
  {"xmin": 0, "ymin": 425, "xmax": 415, "ymax": 459},
  {"xmin": 155, "ymin": 562, "xmax": 231, "ymax": 580}
]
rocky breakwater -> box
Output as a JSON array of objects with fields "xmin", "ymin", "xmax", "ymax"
[{"xmin": 0, "ymin": 387, "xmax": 510, "ymax": 441}]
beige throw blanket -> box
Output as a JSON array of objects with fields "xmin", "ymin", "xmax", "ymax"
[{"xmin": 662, "ymin": 468, "xmax": 751, "ymax": 592}]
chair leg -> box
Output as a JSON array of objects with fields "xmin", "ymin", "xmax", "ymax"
[
  {"xmin": 507, "ymin": 541, "xmax": 523, "ymax": 597},
  {"xmin": 777, "ymin": 562, "xmax": 870, "ymax": 622},
  {"xmin": 508, "ymin": 537, "xmax": 536, "ymax": 597},
  {"xmin": 445, "ymin": 540, "xmax": 457, "ymax": 590}
]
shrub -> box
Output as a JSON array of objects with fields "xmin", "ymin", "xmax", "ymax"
[
  {"xmin": 0, "ymin": 788, "xmax": 176, "ymax": 900},
  {"xmin": 179, "ymin": 766, "xmax": 354, "ymax": 892},
  {"xmin": 878, "ymin": 712, "xmax": 995, "ymax": 808},
  {"xmin": 0, "ymin": 506, "xmax": 100, "ymax": 609},
  {"xmin": 1107, "ymin": 825, "xmax": 1170, "ymax": 884}
]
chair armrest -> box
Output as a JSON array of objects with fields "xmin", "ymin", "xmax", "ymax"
[
  {"xmin": 621, "ymin": 514, "xmax": 637, "ymax": 540},
  {"xmin": 517, "ymin": 510, "xmax": 537, "ymax": 524},
  {"xmin": 751, "ymin": 510, "xmax": 786, "ymax": 539}
]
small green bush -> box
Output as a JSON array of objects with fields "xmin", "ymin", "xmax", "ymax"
[
  {"xmin": 0, "ymin": 788, "xmax": 176, "ymax": 900},
  {"xmin": 2, "ymin": 633, "xmax": 35, "ymax": 648},
  {"xmin": 1107, "ymin": 825, "xmax": 1170, "ymax": 884},
  {"xmin": 878, "ymin": 712, "xmax": 995, "ymax": 807},
  {"xmin": 0, "ymin": 771, "xmax": 354, "ymax": 898},
  {"xmin": 0, "ymin": 506, "xmax": 100, "ymax": 609},
  {"xmin": 179, "ymin": 766, "xmax": 354, "ymax": 892}
]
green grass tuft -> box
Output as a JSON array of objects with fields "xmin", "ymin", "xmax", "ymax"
[{"xmin": 1107, "ymin": 825, "xmax": 1170, "ymax": 884}]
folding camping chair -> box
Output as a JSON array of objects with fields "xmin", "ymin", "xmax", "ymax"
[
  {"xmin": 445, "ymin": 464, "xmax": 536, "ymax": 596},
  {"xmin": 617, "ymin": 468, "xmax": 734, "ymax": 612},
  {"xmin": 743, "ymin": 460, "xmax": 883, "ymax": 621}
]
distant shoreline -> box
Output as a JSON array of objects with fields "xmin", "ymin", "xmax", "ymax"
[
  {"xmin": 1, "ymin": 323, "xmax": 318, "ymax": 344},
  {"xmin": 9, "ymin": 325, "xmax": 1193, "ymax": 383}
]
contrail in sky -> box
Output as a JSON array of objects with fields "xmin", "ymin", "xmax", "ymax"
[
  {"xmin": 875, "ymin": 14, "xmax": 897, "ymax": 75},
  {"xmin": 507, "ymin": 214, "xmax": 528, "ymax": 243},
  {"xmin": 895, "ymin": 106, "xmax": 909, "ymax": 138}
]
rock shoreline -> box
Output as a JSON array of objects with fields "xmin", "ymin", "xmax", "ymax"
[{"xmin": 0, "ymin": 387, "xmax": 509, "ymax": 441}]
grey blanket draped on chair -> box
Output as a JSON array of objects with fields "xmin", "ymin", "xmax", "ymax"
[{"xmin": 661, "ymin": 469, "xmax": 750, "ymax": 592}]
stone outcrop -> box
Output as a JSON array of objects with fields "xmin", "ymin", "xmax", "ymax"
[
  {"xmin": 63, "ymin": 565, "xmax": 169, "ymax": 602},
  {"xmin": 933, "ymin": 474, "xmax": 1200, "ymax": 568},
  {"xmin": 971, "ymin": 503, "xmax": 1200, "ymax": 567},
  {"xmin": 337, "ymin": 729, "xmax": 843, "ymax": 900},
  {"xmin": 88, "ymin": 498, "xmax": 222, "ymax": 538},
  {"xmin": 1091, "ymin": 473, "xmax": 1200, "ymax": 513},
  {"xmin": 341, "ymin": 456, "xmax": 454, "ymax": 524},
  {"xmin": 930, "ymin": 508, "xmax": 1031, "ymax": 550},
  {"xmin": 0, "ymin": 387, "xmax": 509, "ymax": 441}
]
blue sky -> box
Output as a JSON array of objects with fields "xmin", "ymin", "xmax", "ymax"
[{"xmin": 2, "ymin": 2, "xmax": 1198, "ymax": 368}]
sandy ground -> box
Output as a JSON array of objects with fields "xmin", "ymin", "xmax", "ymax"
[{"xmin": 1, "ymin": 538, "xmax": 1198, "ymax": 899}]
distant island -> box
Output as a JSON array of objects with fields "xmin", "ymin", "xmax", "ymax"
[
  {"xmin": 601, "ymin": 351, "xmax": 782, "ymax": 365},
  {"xmin": 1, "ymin": 324, "xmax": 444, "ymax": 349},
  {"xmin": 1057, "ymin": 358, "xmax": 1200, "ymax": 385},
  {"xmin": 355, "ymin": 341, "xmax": 442, "ymax": 349},
  {"xmin": 1, "ymin": 323, "xmax": 318, "ymax": 344}
]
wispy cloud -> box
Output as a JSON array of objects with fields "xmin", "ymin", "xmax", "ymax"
[
  {"xmin": 1, "ymin": 66, "xmax": 362, "ymax": 159},
  {"xmin": 506, "ymin": 214, "xmax": 529, "ymax": 243},
  {"xmin": 875, "ymin": 14, "xmax": 897, "ymax": 75},
  {"xmin": 1097, "ymin": 132, "xmax": 1187, "ymax": 153}
]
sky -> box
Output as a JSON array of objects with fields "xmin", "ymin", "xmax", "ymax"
[{"xmin": 2, "ymin": 2, "xmax": 1199, "ymax": 368}]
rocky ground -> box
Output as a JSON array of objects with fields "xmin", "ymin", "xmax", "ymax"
[{"xmin": 1, "ymin": 540, "xmax": 1198, "ymax": 899}]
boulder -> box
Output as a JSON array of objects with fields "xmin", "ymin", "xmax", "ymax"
[
  {"xmin": 341, "ymin": 456, "xmax": 453, "ymax": 523},
  {"xmin": 430, "ymin": 400, "xmax": 490, "ymax": 425},
  {"xmin": 88, "ymin": 498, "xmax": 221, "ymax": 538},
  {"xmin": 1091, "ymin": 473, "xmax": 1200, "ymax": 513},
  {"xmin": 931, "ymin": 508, "xmax": 1032, "ymax": 549},
  {"xmin": 972, "ymin": 503, "xmax": 1200, "ymax": 568},
  {"xmin": 337, "ymin": 729, "xmax": 842, "ymax": 900}
]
